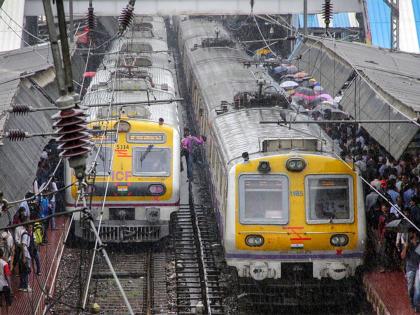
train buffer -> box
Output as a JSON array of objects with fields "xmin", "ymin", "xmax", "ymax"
[
  {"xmin": 0, "ymin": 216, "xmax": 70, "ymax": 315},
  {"xmin": 364, "ymin": 271, "xmax": 417, "ymax": 315}
]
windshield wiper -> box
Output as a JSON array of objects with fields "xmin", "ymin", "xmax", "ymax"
[{"xmin": 140, "ymin": 144, "xmax": 154, "ymax": 163}]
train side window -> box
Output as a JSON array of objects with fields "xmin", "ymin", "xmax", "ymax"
[
  {"xmin": 239, "ymin": 175, "xmax": 289, "ymax": 225},
  {"xmin": 305, "ymin": 175, "xmax": 354, "ymax": 224},
  {"xmin": 132, "ymin": 147, "xmax": 171, "ymax": 177}
]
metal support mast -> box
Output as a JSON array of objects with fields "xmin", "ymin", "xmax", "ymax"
[
  {"xmin": 303, "ymin": 0, "xmax": 308, "ymax": 36},
  {"xmin": 383, "ymin": 0, "xmax": 399, "ymax": 50}
]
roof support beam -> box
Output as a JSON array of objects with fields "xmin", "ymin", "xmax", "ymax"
[{"xmin": 24, "ymin": 0, "xmax": 363, "ymax": 16}]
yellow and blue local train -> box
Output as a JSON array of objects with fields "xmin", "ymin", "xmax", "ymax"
[
  {"xmin": 65, "ymin": 16, "xmax": 181, "ymax": 242},
  {"xmin": 177, "ymin": 16, "xmax": 366, "ymax": 286}
]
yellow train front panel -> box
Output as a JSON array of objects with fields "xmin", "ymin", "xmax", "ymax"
[
  {"xmin": 66, "ymin": 118, "xmax": 181, "ymax": 242},
  {"xmin": 224, "ymin": 153, "xmax": 366, "ymax": 280},
  {"xmin": 70, "ymin": 119, "xmax": 178, "ymax": 204}
]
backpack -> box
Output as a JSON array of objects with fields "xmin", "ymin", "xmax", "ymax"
[
  {"xmin": 33, "ymin": 222, "xmax": 43, "ymax": 246},
  {"xmin": 21, "ymin": 232, "xmax": 36, "ymax": 258},
  {"xmin": 40, "ymin": 197, "xmax": 50, "ymax": 218}
]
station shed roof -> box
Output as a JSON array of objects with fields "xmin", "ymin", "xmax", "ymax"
[
  {"xmin": 0, "ymin": 43, "xmax": 54, "ymax": 134},
  {"xmin": 291, "ymin": 36, "xmax": 420, "ymax": 160}
]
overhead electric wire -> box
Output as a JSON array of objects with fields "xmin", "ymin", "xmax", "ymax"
[
  {"xmin": 252, "ymin": 14, "xmax": 277, "ymax": 57},
  {"xmin": 0, "ymin": 7, "xmax": 48, "ymax": 43},
  {"xmin": 80, "ymin": 37, "xmax": 134, "ymax": 313}
]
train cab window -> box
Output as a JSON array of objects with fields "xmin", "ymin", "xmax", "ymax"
[
  {"xmin": 133, "ymin": 147, "xmax": 171, "ymax": 177},
  {"xmin": 88, "ymin": 146, "xmax": 113, "ymax": 176},
  {"xmin": 305, "ymin": 175, "xmax": 354, "ymax": 223},
  {"xmin": 239, "ymin": 175, "xmax": 289, "ymax": 225}
]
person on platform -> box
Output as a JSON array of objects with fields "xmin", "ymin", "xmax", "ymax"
[
  {"xmin": 401, "ymin": 229, "xmax": 420, "ymax": 310},
  {"xmin": 0, "ymin": 248, "xmax": 13, "ymax": 306},
  {"xmin": 18, "ymin": 225, "xmax": 32, "ymax": 292}
]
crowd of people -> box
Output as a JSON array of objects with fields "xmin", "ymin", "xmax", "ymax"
[
  {"xmin": 270, "ymin": 61, "xmax": 420, "ymax": 311},
  {"xmin": 0, "ymin": 141, "xmax": 60, "ymax": 307}
]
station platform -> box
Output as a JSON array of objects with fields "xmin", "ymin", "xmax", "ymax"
[
  {"xmin": 0, "ymin": 215, "xmax": 70, "ymax": 315},
  {"xmin": 364, "ymin": 271, "xmax": 417, "ymax": 315}
]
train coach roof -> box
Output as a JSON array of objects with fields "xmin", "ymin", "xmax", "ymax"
[
  {"xmin": 85, "ymin": 88, "xmax": 179, "ymax": 127},
  {"xmin": 179, "ymin": 18, "xmax": 230, "ymax": 48},
  {"xmin": 213, "ymin": 108, "xmax": 336, "ymax": 164},
  {"xmin": 188, "ymin": 46, "xmax": 281, "ymax": 120},
  {"xmin": 89, "ymin": 67, "xmax": 175, "ymax": 93},
  {"xmin": 129, "ymin": 17, "xmax": 167, "ymax": 40}
]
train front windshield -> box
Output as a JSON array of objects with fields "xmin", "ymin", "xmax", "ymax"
[
  {"xmin": 133, "ymin": 147, "xmax": 171, "ymax": 177},
  {"xmin": 306, "ymin": 176, "xmax": 352, "ymax": 222},
  {"xmin": 239, "ymin": 175, "xmax": 289, "ymax": 225}
]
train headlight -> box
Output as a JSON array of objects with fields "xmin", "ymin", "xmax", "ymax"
[
  {"xmin": 116, "ymin": 121, "xmax": 131, "ymax": 133},
  {"xmin": 148, "ymin": 184, "xmax": 165, "ymax": 195},
  {"xmin": 257, "ymin": 161, "xmax": 271, "ymax": 173},
  {"xmin": 146, "ymin": 207, "xmax": 160, "ymax": 223},
  {"xmin": 245, "ymin": 235, "xmax": 264, "ymax": 247},
  {"xmin": 286, "ymin": 158, "xmax": 306, "ymax": 172},
  {"xmin": 330, "ymin": 234, "xmax": 349, "ymax": 247}
]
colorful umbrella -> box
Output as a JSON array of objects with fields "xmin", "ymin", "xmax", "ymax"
[
  {"xmin": 286, "ymin": 65, "xmax": 298, "ymax": 74},
  {"xmin": 273, "ymin": 65, "xmax": 288, "ymax": 75},
  {"xmin": 294, "ymin": 87, "xmax": 317, "ymax": 101},
  {"xmin": 313, "ymin": 85, "xmax": 324, "ymax": 93},
  {"xmin": 280, "ymin": 81, "xmax": 299, "ymax": 89},
  {"xmin": 294, "ymin": 71, "xmax": 308, "ymax": 78},
  {"xmin": 83, "ymin": 71, "xmax": 96, "ymax": 78},
  {"xmin": 316, "ymin": 93, "xmax": 333, "ymax": 102}
]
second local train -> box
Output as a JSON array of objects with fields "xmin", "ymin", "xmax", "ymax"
[
  {"xmin": 176, "ymin": 16, "xmax": 366, "ymax": 291},
  {"xmin": 65, "ymin": 16, "xmax": 181, "ymax": 242}
]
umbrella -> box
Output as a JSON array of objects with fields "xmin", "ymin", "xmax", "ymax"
[
  {"xmin": 316, "ymin": 93, "xmax": 333, "ymax": 102},
  {"xmin": 295, "ymin": 86, "xmax": 315, "ymax": 95},
  {"xmin": 256, "ymin": 48, "xmax": 271, "ymax": 56},
  {"xmin": 295, "ymin": 87, "xmax": 317, "ymax": 102},
  {"xmin": 83, "ymin": 71, "xmax": 96, "ymax": 78},
  {"xmin": 273, "ymin": 65, "xmax": 288, "ymax": 75},
  {"xmin": 286, "ymin": 65, "xmax": 298, "ymax": 74},
  {"xmin": 280, "ymin": 81, "xmax": 299, "ymax": 89},
  {"xmin": 313, "ymin": 85, "xmax": 324, "ymax": 94},
  {"xmin": 294, "ymin": 71, "xmax": 308, "ymax": 78}
]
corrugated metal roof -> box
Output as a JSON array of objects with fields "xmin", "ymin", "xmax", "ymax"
[
  {"xmin": 290, "ymin": 36, "xmax": 420, "ymax": 159},
  {"xmin": 413, "ymin": 0, "xmax": 420, "ymax": 47},
  {"xmin": 317, "ymin": 37, "xmax": 420, "ymax": 114},
  {"xmin": 298, "ymin": 14, "xmax": 319, "ymax": 28},
  {"xmin": 332, "ymin": 13, "xmax": 351, "ymax": 28},
  {"xmin": 341, "ymin": 75, "xmax": 418, "ymax": 159},
  {"xmin": 0, "ymin": 43, "xmax": 54, "ymax": 132},
  {"xmin": 291, "ymin": 39, "xmax": 354, "ymax": 97},
  {"xmin": 366, "ymin": 0, "xmax": 391, "ymax": 48},
  {"xmin": 0, "ymin": 80, "xmax": 56, "ymax": 226},
  {"xmin": 0, "ymin": 0, "xmax": 25, "ymax": 52}
]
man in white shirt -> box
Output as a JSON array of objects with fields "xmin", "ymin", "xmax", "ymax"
[{"xmin": 18, "ymin": 225, "xmax": 31, "ymax": 292}]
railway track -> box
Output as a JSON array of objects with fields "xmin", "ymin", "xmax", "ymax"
[
  {"xmin": 83, "ymin": 245, "xmax": 169, "ymax": 314},
  {"xmin": 171, "ymin": 199, "xmax": 226, "ymax": 314}
]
